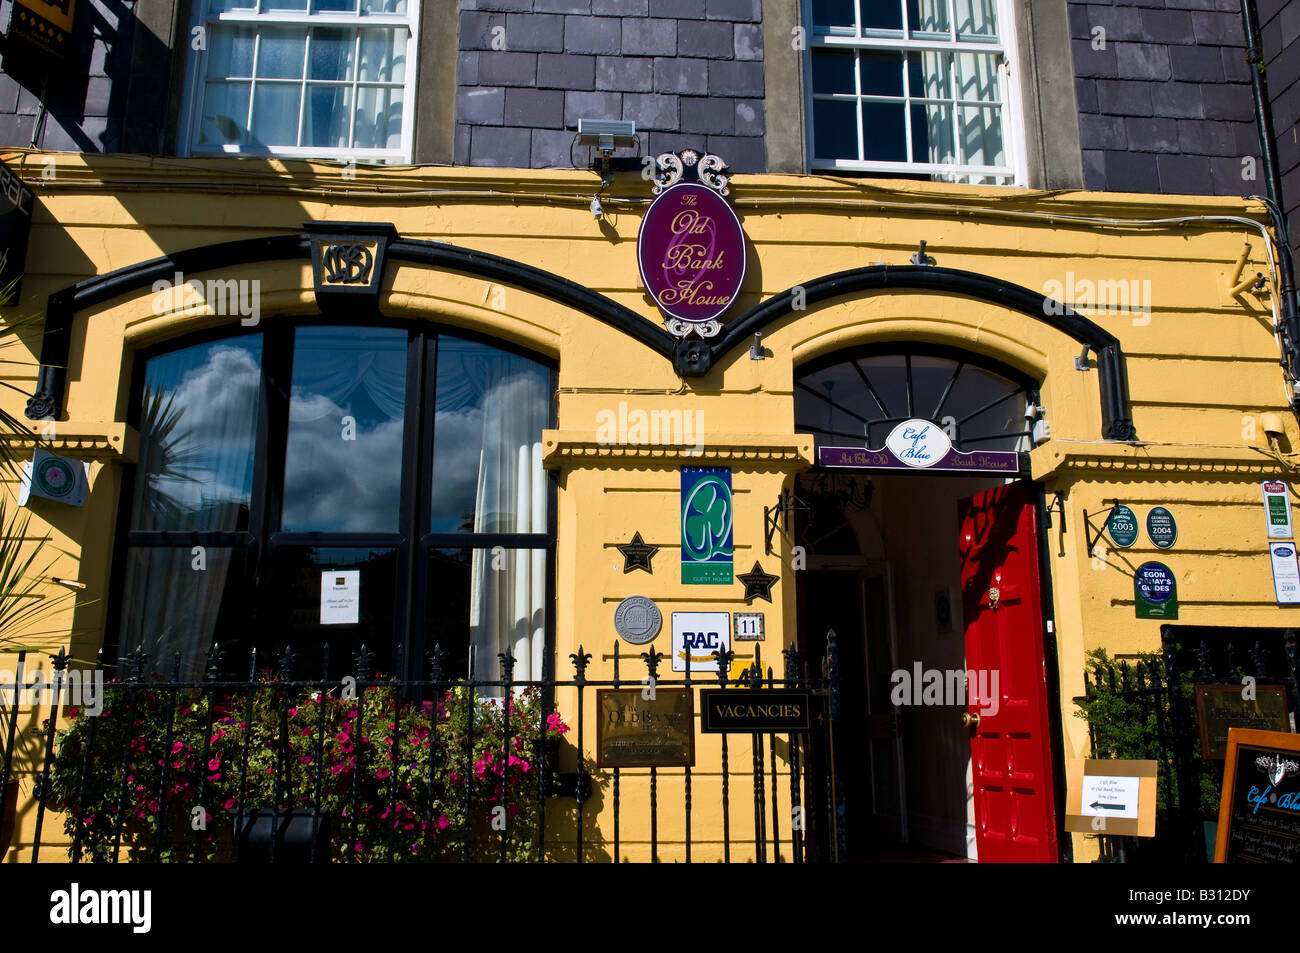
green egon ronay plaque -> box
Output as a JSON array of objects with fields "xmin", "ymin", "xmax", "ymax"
[{"xmin": 1106, "ymin": 504, "xmax": 1139, "ymax": 548}]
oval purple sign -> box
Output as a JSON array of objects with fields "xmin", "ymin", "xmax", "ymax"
[{"xmin": 637, "ymin": 183, "xmax": 746, "ymax": 324}]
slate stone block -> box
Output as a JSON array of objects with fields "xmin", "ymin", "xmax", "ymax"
[
  {"xmin": 596, "ymin": 55, "xmax": 653, "ymax": 91},
  {"xmin": 457, "ymin": 85, "xmax": 506, "ymax": 124},
  {"xmin": 653, "ymin": 56, "xmax": 707, "ymax": 94},
  {"xmin": 537, "ymin": 52, "xmax": 596, "ymax": 89},
  {"xmin": 505, "ymin": 87, "xmax": 565, "ymax": 126},
  {"xmin": 709, "ymin": 59, "xmax": 763, "ymax": 96},
  {"xmin": 733, "ymin": 23, "xmax": 763, "ymax": 60},
  {"xmin": 564, "ymin": 15, "xmax": 621, "ymax": 54},
  {"xmin": 622, "ymin": 17, "xmax": 677, "ymax": 55},
  {"xmin": 680, "ymin": 95, "xmax": 733, "ymax": 134},
  {"xmin": 470, "ymin": 124, "xmax": 533, "ymax": 166}
]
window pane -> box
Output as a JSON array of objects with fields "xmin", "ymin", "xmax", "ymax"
[
  {"xmin": 208, "ymin": 0, "xmax": 255, "ymax": 13},
  {"xmin": 862, "ymin": 101, "xmax": 907, "ymax": 160},
  {"xmin": 198, "ymin": 82, "xmax": 251, "ymax": 145},
  {"xmin": 907, "ymin": 0, "xmax": 949, "ymax": 33},
  {"xmin": 250, "ymin": 83, "xmax": 303, "ymax": 146},
  {"xmin": 263, "ymin": 0, "xmax": 308, "ymax": 11},
  {"xmin": 911, "ymin": 102, "xmax": 954, "ymax": 162},
  {"xmin": 954, "ymin": 51, "xmax": 1001, "ymax": 101},
  {"xmin": 314, "ymin": 0, "xmax": 357, "ymax": 10},
  {"xmin": 812, "ymin": 0, "xmax": 855, "ymax": 29},
  {"xmin": 908, "ymin": 50, "xmax": 951, "ymax": 100},
  {"xmin": 256, "ymin": 26, "xmax": 307, "ymax": 79},
  {"xmin": 958, "ymin": 104, "xmax": 1004, "ymax": 166},
  {"xmin": 812, "ymin": 98, "xmax": 857, "ymax": 160},
  {"xmin": 361, "ymin": 0, "xmax": 407, "ymax": 11},
  {"xmin": 133, "ymin": 336, "xmax": 262, "ymax": 531},
  {"xmin": 119, "ymin": 547, "xmax": 248, "ymax": 679},
  {"xmin": 430, "ymin": 337, "xmax": 550, "ymax": 534},
  {"xmin": 358, "ymin": 28, "xmax": 405, "ymax": 83},
  {"xmin": 207, "ymin": 25, "xmax": 256, "ymax": 79},
  {"xmin": 812, "ymin": 49, "xmax": 855, "ymax": 95},
  {"xmin": 281, "ymin": 326, "xmax": 408, "ymax": 533},
  {"xmin": 270, "ymin": 546, "xmax": 398, "ymax": 678},
  {"xmin": 860, "ymin": 51, "xmax": 904, "ymax": 97},
  {"xmin": 302, "ymin": 85, "xmax": 353, "ymax": 148},
  {"xmin": 309, "ymin": 27, "xmax": 355, "ymax": 81},
  {"xmin": 353, "ymin": 85, "xmax": 403, "ymax": 149},
  {"xmin": 425, "ymin": 548, "xmax": 548, "ymax": 687},
  {"xmin": 953, "ymin": 0, "xmax": 997, "ymax": 38},
  {"xmin": 860, "ymin": 0, "xmax": 903, "ymax": 31}
]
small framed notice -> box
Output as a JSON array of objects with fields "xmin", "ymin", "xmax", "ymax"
[
  {"xmin": 1064, "ymin": 759, "xmax": 1158, "ymax": 837},
  {"xmin": 1268, "ymin": 542, "xmax": 1300, "ymax": 605},
  {"xmin": 320, "ymin": 570, "xmax": 360, "ymax": 625},
  {"xmin": 1262, "ymin": 480, "xmax": 1293, "ymax": 539}
]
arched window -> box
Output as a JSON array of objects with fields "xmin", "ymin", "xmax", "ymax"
[
  {"xmin": 111, "ymin": 321, "xmax": 555, "ymax": 683},
  {"xmin": 795, "ymin": 344, "xmax": 1038, "ymax": 455}
]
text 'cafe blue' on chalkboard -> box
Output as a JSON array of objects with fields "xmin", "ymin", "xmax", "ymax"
[{"xmin": 1214, "ymin": 727, "xmax": 1300, "ymax": 863}]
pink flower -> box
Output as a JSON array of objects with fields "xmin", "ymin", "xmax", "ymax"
[
  {"xmin": 436, "ymin": 814, "xmax": 450, "ymax": 831},
  {"xmin": 224, "ymin": 798, "xmax": 237, "ymax": 810},
  {"xmin": 208, "ymin": 758, "xmax": 220, "ymax": 771}
]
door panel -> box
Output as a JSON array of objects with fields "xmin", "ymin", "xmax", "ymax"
[{"xmin": 958, "ymin": 482, "xmax": 1059, "ymax": 863}]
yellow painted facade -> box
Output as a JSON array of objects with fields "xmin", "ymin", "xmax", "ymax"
[{"xmin": 0, "ymin": 151, "xmax": 1296, "ymax": 862}]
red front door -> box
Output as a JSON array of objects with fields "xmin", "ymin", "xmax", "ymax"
[{"xmin": 958, "ymin": 482, "xmax": 1060, "ymax": 863}]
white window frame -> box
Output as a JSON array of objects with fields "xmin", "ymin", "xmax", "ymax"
[
  {"xmin": 178, "ymin": 0, "xmax": 420, "ymax": 163},
  {"xmin": 802, "ymin": 0, "xmax": 1028, "ymax": 186}
]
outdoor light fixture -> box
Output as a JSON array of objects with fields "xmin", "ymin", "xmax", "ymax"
[
  {"xmin": 590, "ymin": 195, "xmax": 603, "ymax": 218},
  {"xmin": 1262, "ymin": 412, "xmax": 1286, "ymax": 450},
  {"xmin": 578, "ymin": 118, "xmax": 637, "ymax": 188}
]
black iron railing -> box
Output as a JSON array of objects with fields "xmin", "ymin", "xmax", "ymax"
[{"xmin": 1, "ymin": 636, "xmax": 845, "ymax": 864}]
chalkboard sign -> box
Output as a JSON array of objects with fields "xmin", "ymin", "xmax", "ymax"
[{"xmin": 1214, "ymin": 728, "xmax": 1300, "ymax": 863}]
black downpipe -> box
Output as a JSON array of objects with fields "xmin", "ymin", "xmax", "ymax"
[{"xmin": 1241, "ymin": 0, "xmax": 1300, "ymax": 410}]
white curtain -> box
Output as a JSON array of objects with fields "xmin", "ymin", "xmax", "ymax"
[
  {"xmin": 912, "ymin": 0, "xmax": 1004, "ymax": 180},
  {"xmin": 463, "ymin": 356, "xmax": 549, "ymax": 693},
  {"xmin": 124, "ymin": 341, "xmax": 262, "ymax": 678}
]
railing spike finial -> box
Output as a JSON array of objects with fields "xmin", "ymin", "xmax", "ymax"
[
  {"xmin": 641, "ymin": 645, "xmax": 663, "ymax": 680},
  {"xmin": 569, "ymin": 645, "xmax": 592, "ymax": 683}
]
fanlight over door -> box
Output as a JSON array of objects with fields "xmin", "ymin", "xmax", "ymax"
[{"xmin": 795, "ymin": 346, "xmax": 1038, "ymax": 456}]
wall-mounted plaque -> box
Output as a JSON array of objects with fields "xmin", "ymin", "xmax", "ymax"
[
  {"xmin": 681, "ymin": 467, "xmax": 732, "ymax": 585},
  {"xmin": 733, "ymin": 611, "xmax": 764, "ymax": 642},
  {"xmin": 1262, "ymin": 480, "xmax": 1293, "ymax": 539},
  {"xmin": 1134, "ymin": 561, "xmax": 1177, "ymax": 619},
  {"xmin": 596, "ymin": 688, "xmax": 694, "ymax": 768},
  {"xmin": 1195, "ymin": 684, "xmax": 1292, "ymax": 759},
  {"xmin": 671, "ymin": 611, "xmax": 730, "ymax": 673},
  {"xmin": 1214, "ymin": 728, "xmax": 1300, "ymax": 863},
  {"xmin": 1106, "ymin": 504, "xmax": 1139, "ymax": 548},
  {"xmin": 614, "ymin": 595, "xmax": 662, "ymax": 645},
  {"xmin": 1269, "ymin": 541, "xmax": 1300, "ymax": 605},
  {"xmin": 1146, "ymin": 506, "xmax": 1177, "ymax": 549}
]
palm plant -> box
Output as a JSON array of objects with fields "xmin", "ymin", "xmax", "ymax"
[{"xmin": 136, "ymin": 384, "xmax": 206, "ymax": 528}]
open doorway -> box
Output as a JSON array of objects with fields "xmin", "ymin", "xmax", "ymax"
[
  {"xmin": 796, "ymin": 470, "xmax": 1007, "ymax": 861},
  {"xmin": 792, "ymin": 344, "xmax": 1062, "ymax": 862}
]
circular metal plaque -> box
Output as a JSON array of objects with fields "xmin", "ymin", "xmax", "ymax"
[{"xmin": 614, "ymin": 595, "xmax": 662, "ymax": 645}]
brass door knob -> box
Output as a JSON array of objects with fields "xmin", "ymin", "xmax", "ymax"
[{"xmin": 961, "ymin": 712, "xmax": 981, "ymax": 728}]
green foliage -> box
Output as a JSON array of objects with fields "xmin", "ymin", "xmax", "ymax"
[
  {"xmin": 46, "ymin": 679, "xmax": 571, "ymax": 862},
  {"xmin": 1074, "ymin": 648, "xmax": 1221, "ymax": 818}
]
